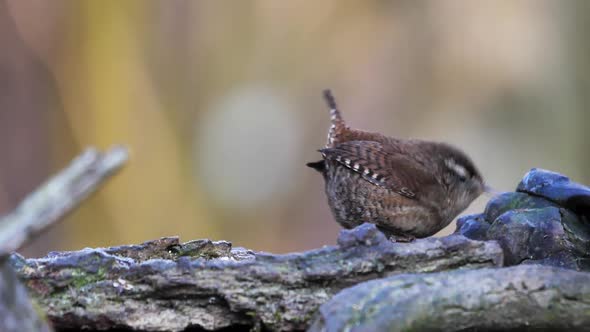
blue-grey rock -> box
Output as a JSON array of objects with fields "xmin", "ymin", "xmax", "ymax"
[
  {"xmin": 487, "ymin": 207, "xmax": 574, "ymax": 266},
  {"xmin": 516, "ymin": 168, "xmax": 590, "ymax": 258},
  {"xmin": 455, "ymin": 214, "xmax": 489, "ymax": 241},
  {"xmin": 517, "ymin": 168, "xmax": 590, "ymax": 215},
  {"xmin": 561, "ymin": 208, "xmax": 590, "ymax": 257},
  {"xmin": 483, "ymin": 191, "xmax": 558, "ymax": 223},
  {"xmin": 456, "ymin": 198, "xmax": 582, "ymax": 269}
]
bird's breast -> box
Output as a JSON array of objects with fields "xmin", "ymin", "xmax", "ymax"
[{"xmin": 323, "ymin": 162, "xmax": 443, "ymax": 237}]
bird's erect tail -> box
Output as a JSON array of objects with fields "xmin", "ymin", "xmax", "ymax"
[{"xmin": 323, "ymin": 89, "xmax": 345, "ymax": 148}]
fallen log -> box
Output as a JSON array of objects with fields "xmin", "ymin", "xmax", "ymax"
[
  {"xmin": 310, "ymin": 265, "xmax": 590, "ymax": 332},
  {"xmin": 13, "ymin": 224, "xmax": 502, "ymax": 331}
]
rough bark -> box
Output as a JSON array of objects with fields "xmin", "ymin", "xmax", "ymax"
[
  {"xmin": 310, "ymin": 265, "xmax": 590, "ymax": 332},
  {"xmin": 12, "ymin": 223, "xmax": 502, "ymax": 331}
]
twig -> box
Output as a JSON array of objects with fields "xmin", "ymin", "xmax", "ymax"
[{"xmin": 0, "ymin": 146, "xmax": 128, "ymax": 256}]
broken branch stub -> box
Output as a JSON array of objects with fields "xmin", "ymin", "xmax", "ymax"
[
  {"xmin": 0, "ymin": 146, "xmax": 128, "ymax": 332},
  {"xmin": 0, "ymin": 146, "xmax": 128, "ymax": 256}
]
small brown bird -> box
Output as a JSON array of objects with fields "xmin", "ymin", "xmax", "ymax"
[{"xmin": 308, "ymin": 90, "xmax": 486, "ymax": 241}]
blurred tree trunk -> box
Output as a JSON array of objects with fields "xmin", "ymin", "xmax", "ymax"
[{"xmin": 0, "ymin": 1, "xmax": 66, "ymax": 256}]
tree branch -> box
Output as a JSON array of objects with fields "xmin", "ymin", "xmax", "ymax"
[
  {"xmin": 1, "ymin": 146, "xmax": 128, "ymax": 332},
  {"xmin": 0, "ymin": 146, "xmax": 128, "ymax": 256}
]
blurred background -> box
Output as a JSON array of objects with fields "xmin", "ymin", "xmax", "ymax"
[{"xmin": 1, "ymin": 0, "xmax": 588, "ymax": 257}]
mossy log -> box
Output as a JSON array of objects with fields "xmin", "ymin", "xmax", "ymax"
[{"xmin": 12, "ymin": 224, "xmax": 502, "ymax": 331}]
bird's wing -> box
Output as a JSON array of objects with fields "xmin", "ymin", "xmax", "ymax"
[{"xmin": 319, "ymin": 140, "xmax": 437, "ymax": 199}]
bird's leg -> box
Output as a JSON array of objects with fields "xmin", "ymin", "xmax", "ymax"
[
  {"xmin": 388, "ymin": 234, "xmax": 416, "ymax": 243},
  {"xmin": 376, "ymin": 225, "xmax": 416, "ymax": 242}
]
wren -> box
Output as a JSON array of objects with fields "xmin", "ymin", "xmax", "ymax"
[{"xmin": 307, "ymin": 90, "xmax": 486, "ymax": 241}]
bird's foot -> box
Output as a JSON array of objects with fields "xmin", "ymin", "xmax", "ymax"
[
  {"xmin": 388, "ymin": 234, "xmax": 415, "ymax": 243},
  {"xmin": 376, "ymin": 225, "xmax": 415, "ymax": 242}
]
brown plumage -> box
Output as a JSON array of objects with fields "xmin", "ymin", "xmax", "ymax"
[{"xmin": 308, "ymin": 90, "xmax": 485, "ymax": 241}]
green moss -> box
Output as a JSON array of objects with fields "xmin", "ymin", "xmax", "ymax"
[
  {"xmin": 169, "ymin": 240, "xmax": 232, "ymax": 259},
  {"xmin": 69, "ymin": 266, "xmax": 108, "ymax": 289},
  {"xmin": 299, "ymin": 308, "xmax": 317, "ymax": 325},
  {"xmin": 30, "ymin": 299, "xmax": 48, "ymax": 323},
  {"xmin": 273, "ymin": 310, "xmax": 282, "ymax": 322}
]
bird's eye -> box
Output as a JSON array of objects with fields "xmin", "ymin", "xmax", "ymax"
[{"xmin": 445, "ymin": 158, "xmax": 469, "ymax": 182}]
